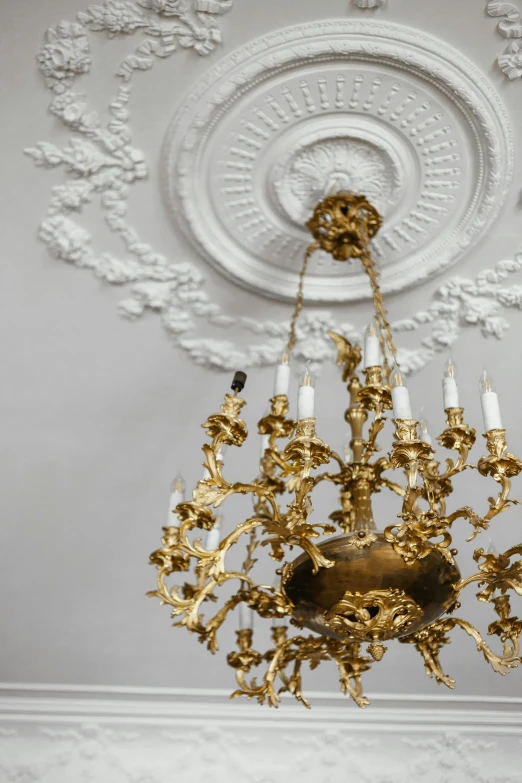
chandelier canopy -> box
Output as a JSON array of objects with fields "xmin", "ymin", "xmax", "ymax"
[{"xmin": 149, "ymin": 193, "xmax": 522, "ymax": 709}]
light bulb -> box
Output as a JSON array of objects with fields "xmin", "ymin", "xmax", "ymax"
[
  {"xmin": 487, "ymin": 537, "xmax": 499, "ymax": 557},
  {"xmin": 479, "ymin": 369, "xmax": 495, "ymax": 394},
  {"xmin": 479, "ymin": 369, "xmax": 502, "ymax": 431},
  {"xmin": 444, "ymin": 356, "xmax": 457, "ymax": 379},
  {"xmin": 297, "ymin": 362, "xmax": 315, "ymax": 420},
  {"xmin": 170, "ymin": 473, "xmax": 185, "ymax": 496},
  {"xmin": 390, "ymin": 364, "xmax": 406, "ymax": 388},
  {"xmin": 442, "ymin": 356, "xmax": 459, "ymax": 408},
  {"xmin": 302, "ymin": 361, "xmax": 315, "ymax": 388}
]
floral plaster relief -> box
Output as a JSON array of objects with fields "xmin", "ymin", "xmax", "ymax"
[
  {"xmin": 487, "ymin": 1, "xmax": 522, "ymax": 78},
  {"xmin": 26, "ymin": 7, "xmax": 522, "ymax": 373}
]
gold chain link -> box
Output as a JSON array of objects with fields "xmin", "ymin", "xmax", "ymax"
[{"xmin": 287, "ymin": 241, "xmax": 318, "ymax": 353}]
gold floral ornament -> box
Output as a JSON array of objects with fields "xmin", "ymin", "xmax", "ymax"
[
  {"xmin": 306, "ymin": 193, "xmax": 382, "ymax": 261},
  {"xmin": 149, "ymin": 195, "xmax": 522, "ymax": 710},
  {"xmin": 323, "ymin": 588, "xmax": 423, "ymax": 660}
]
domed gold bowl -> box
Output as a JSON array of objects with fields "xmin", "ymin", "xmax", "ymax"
[{"xmin": 284, "ymin": 532, "xmax": 460, "ymax": 647}]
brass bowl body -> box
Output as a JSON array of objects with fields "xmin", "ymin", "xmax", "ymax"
[{"xmin": 284, "ymin": 533, "xmax": 460, "ymax": 641}]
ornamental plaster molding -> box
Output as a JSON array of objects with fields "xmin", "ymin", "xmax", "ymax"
[
  {"xmin": 487, "ymin": 1, "xmax": 522, "ymax": 79},
  {"xmin": 0, "ymin": 685, "xmax": 522, "ymax": 783},
  {"xmin": 27, "ymin": 11, "xmax": 521, "ymax": 373},
  {"xmin": 165, "ymin": 21, "xmax": 513, "ymax": 304},
  {"xmin": 355, "ymin": 0, "xmax": 386, "ymax": 7}
]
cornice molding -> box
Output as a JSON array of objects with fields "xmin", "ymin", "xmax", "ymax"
[{"xmin": 1, "ymin": 685, "xmax": 521, "ymax": 782}]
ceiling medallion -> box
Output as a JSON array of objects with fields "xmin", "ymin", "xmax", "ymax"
[
  {"xmin": 165, "ymin": 20, "xmax": 513, "ymax": 303},
  {"xmin": 149, "ymin": 193, "xmax": 522, "ymax": 710}
]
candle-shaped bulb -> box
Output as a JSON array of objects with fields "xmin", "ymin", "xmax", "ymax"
[
  {"xmin": 390, "ymin": 364, "xmax": 406, "ymax": 388},
  {"xmin": 486, "ymin": 537, "xmax": 499, "ymax": 557},
  {"xmin": 170, "ymin": 473, "xmax": 185, "ymax": 496},
  {"xmin": 444, "ymin": 357, "xmax": 457, "ymax": 379},
  {"xmin": 297, "ymin": 362, "xmax": 315, "ymax": 420},
  {"xmin": 479, "ymin": 369, "xmax": 495, "ymax": 394},
  {"xmin": 167, "ymin": 473, "xmax": 185, "ymax": 524},
  {"xmin": 390, "ymin": 364, "xmax": 412, "ymax": 420},
  {"xmin": 418, "ymin": 417, "xmax": 432, "ymax": 447},
  {"xmin": 363, "ymin": 320, "xmax": 381, "ymax": 368},
  {"xmin": 204, "ymin": 515, "xmax": 222, "ymax": 551},
  {"xmin": 273, "ymin": 349, "xmax": 291, "ymax": 397},
  {"xmin": 443, "ymin": 356, "xmax": 459, "ymax": 409},
  {"xmin": 239, "ymin": 602, "xmax": 254, "ymax": 631},
  {"xmin": 479, "ymin": 369, "xmax": 502, "ymax": 431},
  {"xmin": 302, "ymin": 362, "xmax": 315, "ymax": 388}
]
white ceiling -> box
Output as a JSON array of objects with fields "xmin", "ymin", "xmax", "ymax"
[{"xmin": 1, "ymin": 0, "xmax": 522, "ymax": 703}]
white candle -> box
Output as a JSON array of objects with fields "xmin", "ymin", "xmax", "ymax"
[
  {"xmin": 239, "ymin": 602, "xmax": 254, "ymax": 631},
  {"xmin": 272, "ymin": 615, "xmax": 288, "ymax": 628},
  {"xmin": 273, "ymin": 350, "xmax": 291, "ymax": 397},
  {"xmin": 390, "ymin": 365, "xmax": 412, "ymax": 420},
  {"xmin": 443, "ymin": 357, "xmax": 459, "ymax": 409},
  {"xmin": 297, "ymin": 363, "xmax": 315, "ymax": 420},
  {"xmin": 260, "ymin": 434, "xmax": 270, "ymax": 458},
  {"xmin": 167, "ymin": 474, "xmax": 185, "ymax": 525},
  {"xmin": 363, "ymin": 321, "xmax": 380, "ymax": 368},
  {"xmin": 204, "ymin": 516, "xmax": 222, "ymax": 551},
  {"xmin": 479, "ymin": 370, "xmax": 502, "ymax": 432}
]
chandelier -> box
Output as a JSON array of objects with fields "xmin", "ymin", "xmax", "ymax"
[{"xmin": 149, "ymin": 193, "xmax": 522, "ymax": 709}]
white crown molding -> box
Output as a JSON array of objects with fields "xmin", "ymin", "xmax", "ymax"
[
  {"xmin": 355, "ymin": 0, "xmax": 387, "ymax": 7},
  {"xmin": 26, "ymin": 8, "xmax": 521, "ymax": 374},
  {"xmin": 487, "ymin": 1, "xmax": 522, "ymax": 79},
  {"xmin": 1, "ymin": 685, "xmax": 521, "ymax": 782}
]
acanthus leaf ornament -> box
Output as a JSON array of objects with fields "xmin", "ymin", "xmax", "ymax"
[
  {"xmin": 487, "ymin": 1, "xmax": 522, "ymax": 79},
  {"xmin": 149, "ymin": 193, "xmax": 522, "ymax": 709}
]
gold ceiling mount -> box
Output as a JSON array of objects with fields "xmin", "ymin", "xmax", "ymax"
[{"xmin": 306, "ymin": 192, "xmax": 382, "ymax": 262}]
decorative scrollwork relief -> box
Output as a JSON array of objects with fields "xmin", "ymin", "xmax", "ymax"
[
  {"xmin": 26, "ymin": 11, "xmax": 521, "ymax": 373},
  {"xmin": 487, "ymin": 1, "xmax": 522, "ymax": 79}
]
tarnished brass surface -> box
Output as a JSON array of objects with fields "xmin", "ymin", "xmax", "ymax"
[{"xmin": 285, "ymin": 533, "xmax": 460, "ymax": 640}]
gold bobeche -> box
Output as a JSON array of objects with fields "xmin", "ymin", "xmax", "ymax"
[{"xmin": 149, "ymin": 193, "xmax": 522, "ymax": 709}]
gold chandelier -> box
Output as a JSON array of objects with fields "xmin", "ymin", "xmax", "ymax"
[{"xmin": 149, "ymin": 193, "xmax": 522, "ymax": 709}]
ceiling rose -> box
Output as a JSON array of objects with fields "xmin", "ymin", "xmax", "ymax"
[{"xmin": 164, "ymin": 20, "xmax": 513, "ymax": 303}]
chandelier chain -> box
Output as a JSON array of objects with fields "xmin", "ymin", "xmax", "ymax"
[
  {"xmin": 360, "ymin": 251, "xmax": 398, "ymax": 377},
  {"xmin": 287, "ymin": 242, "xmax": 319, "ymax": 353}
]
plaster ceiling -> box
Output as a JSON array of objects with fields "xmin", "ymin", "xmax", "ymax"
[{"xmin": 1, "ymin": 0, "xmax": 522, "ymax": 704}]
